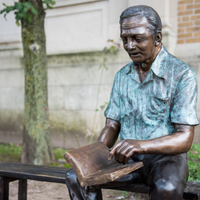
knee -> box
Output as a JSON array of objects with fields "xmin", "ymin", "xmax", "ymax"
[
  {"xmin": 156, "ymin": 182, "xmax": 178, "ymax": 194},
  {"xmin": 66, "ymin": 169, "xmax": 78, "ymax": 185},
  {"xmin": 152, "ymin": 180, "xmax": 183, "ymax": 199}
]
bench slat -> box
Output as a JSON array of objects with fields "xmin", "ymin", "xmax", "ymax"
[{"xmin": 0, "ymin": 163, "xmax": 70, "ymax": 184}]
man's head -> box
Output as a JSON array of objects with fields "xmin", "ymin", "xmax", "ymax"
[
  {"xmin": 120, "ymin": 5, "xmax": 162, "ymax": 64},
  {"xmin": 120, "ymin": 5, "xmax": 162, "ymax": 38}
]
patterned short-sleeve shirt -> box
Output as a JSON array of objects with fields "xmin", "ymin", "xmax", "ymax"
[{"xmin": 104, "ymin": 45, "xmax": 199, "ymax": 140}]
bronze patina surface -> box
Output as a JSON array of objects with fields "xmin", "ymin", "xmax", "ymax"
[
  {"xmin": 66, "ymin": 5, "xmax": 199, "ymax": 200},
  {"xmin": 64, "ymin": 141, "xmax": 143, "ymax": 187}
]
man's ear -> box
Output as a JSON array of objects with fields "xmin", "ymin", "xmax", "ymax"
[{"xmin": 155, "ymin": 31, "xmax": 162, "ymax": 46}]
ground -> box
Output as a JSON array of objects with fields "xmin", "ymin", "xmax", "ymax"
[{"xmin": 9, "ymin": 180, "xmax": 149, "ymax": 200}]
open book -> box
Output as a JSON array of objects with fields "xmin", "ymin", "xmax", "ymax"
[{"xmin": 63, "ymin": 141, "xmax": 143, "ymax": 187}]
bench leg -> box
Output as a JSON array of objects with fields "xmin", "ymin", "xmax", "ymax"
[
  {"xmin": 0, "ymin": 177, "xmax": 10, "ymax": 200},
  {"xmin": 18, "ymin": 179, "xmax": 27, "ymax": 200},
  {"xmin": 0, "ymin": 177, "xmax": 3, "ymax": 200}
]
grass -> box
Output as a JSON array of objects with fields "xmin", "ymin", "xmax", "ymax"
[
  {"xmin": 0, "ymin": 142, "xmax": 21, "ymax": 163},
  {"xmin": 0, "ymin": 143, "xmax": 199, "ymax": 181},
  {"xmin": 187, "ymin": 143, "xmax": 200, "ymax": 181},
  {"xmin": 50, "ymin": 147, "xmax": 71, "ymax": 168},
  {"xmin": 0, "ymin": 142, "xmax": 71, "ymax": 168}
]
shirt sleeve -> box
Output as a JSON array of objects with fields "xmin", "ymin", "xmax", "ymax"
[
  {"xmin": 171, "ymin": 68, "xmax": 199, "ymax": 125},
  {"xmin": 104, "ymin": 72, "xmax": 121, "ymax": 121}
]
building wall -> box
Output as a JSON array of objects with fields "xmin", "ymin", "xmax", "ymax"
[
  {"xmin": 177, "ymin": 0, "xmax": 200, "ymax": 44},
  {"xmin": 176, "ymin": 0, "xmax": 200, "ymax": 143},
  {"xmin": 0, "ymin": 0, "xmax": 199, "ymax": 148}
]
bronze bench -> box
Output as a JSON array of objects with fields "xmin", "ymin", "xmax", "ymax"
[{"xmin": 0, "ymin": 163, "xmax": 199, "ymax": 200}]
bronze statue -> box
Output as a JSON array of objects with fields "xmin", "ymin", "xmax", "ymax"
[{"xmin": 65, "ymin": 5, "xmax": 199, "ymax": 200}]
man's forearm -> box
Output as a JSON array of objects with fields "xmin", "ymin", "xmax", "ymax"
[
  {"xmin": 140, "ymin": 124, "xmax": 194, "ymax": 154},
  {"xmin": 97, "ymin": 118, "xmax": 120, "ymax": 148},
  {"xmin": 109, "ymin": 124, "xmax": 194, "ymax": 163}
]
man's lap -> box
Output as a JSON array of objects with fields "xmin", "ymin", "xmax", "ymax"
[
  {"xmin": 100, "ymin": 153, "xmax": 188, "ymax": 190},
  {"xmin": 66, "ymin": 153, "xmax": 188, "ymax": 199},
  {"xmin": 67, "ymin": 153, "xmax": 188, "ymax": 188}
]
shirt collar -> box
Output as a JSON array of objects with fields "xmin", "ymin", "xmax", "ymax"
[
  {"xmin": 125, "ymin": 45, "xmax": 168, "ymax": 79},
  {"xmin": 150, "ymin": 45, "xmax": 168, "ymax": 79}
]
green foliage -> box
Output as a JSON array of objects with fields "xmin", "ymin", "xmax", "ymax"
[
  {"xmin": 0, "ymin": 143, "xmax": 71, "ymax": 168},
  {"xmin": 0, "ymin": 0, "xmax": 55, "ymax": 26},
  {"xmin": 187, "ymin": 143, "xmax": 200, "ymax": 181},
  {"xmin": 50, "ymin": 148, "xmax": 71, "ymax": 167},
  {"xmin": 42, "ymin": 0, "xmax": 56, "ymax": 9},
  {"xmin": 0, "ymin": 2, "xmax": 38, "ymax": 25},
  {"xmin": 95, "ymin": 102, "xmax": 109, "ymax": 112},
  {"xmin": 103, "ymin": 39, "xmax": 120, "ymax": 55},
  {"xmin": 121, "ymin": 191, "xmax": 128, "ymax": 196},
  {"xmin": 54, "ymin": 148, "xmax": 68, "ymax": 161},
  {"xmin": 50, "ymin": 162, "xmax": 71, "ymax": 168},
  {"xmin": 0, "ymin": 143, "xmax": 22, "ymax": 163}
]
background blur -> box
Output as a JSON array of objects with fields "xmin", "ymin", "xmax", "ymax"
[{"xmin": 0, "ymin": 0, "xmax": 199, "ymax": 148}]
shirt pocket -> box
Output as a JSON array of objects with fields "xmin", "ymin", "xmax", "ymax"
[{"xmin": 148, "ymin": 96, "xmax": 170, "ymax": 116}]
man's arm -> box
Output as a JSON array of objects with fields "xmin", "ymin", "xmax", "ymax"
[
  {"xmin": 97, "ymin": 118, "xmax": 120, "ymax": 148},
  {"xmin": 109, "ymin": 124, "xmax": 194, "ymax": 164}
]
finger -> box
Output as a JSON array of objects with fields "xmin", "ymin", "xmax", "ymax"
[
  {"xmin": 108, "ymin": 142, "xmax": 122, "ymax": 160},
  {"xmin": 115, "ymin": 142, "xmax": 128, "ymax": 162},
  {"xmin": 124, "ymin": 149, "xmax": 134, "ymax": 164},
  {"xmin": 117, "ymin": 145, "xmax": 132, "ymax": 164}
]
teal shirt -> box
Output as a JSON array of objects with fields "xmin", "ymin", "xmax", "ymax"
[{"xmin": 105, "ymin": 46, "xmax": 199, "ymax": 140}]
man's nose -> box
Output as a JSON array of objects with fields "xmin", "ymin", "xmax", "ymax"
[{"xmin": 127, "ymin": 38, "xmax": 136, "ymax": 50}]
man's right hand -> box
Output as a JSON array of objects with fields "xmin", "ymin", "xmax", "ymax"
[{"xmin": 108, "ymin": 139, "xmax": 143, "ymax": 164}]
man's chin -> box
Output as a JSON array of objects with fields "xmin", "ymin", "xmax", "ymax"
[{"xmin": 129, "ymin": 55, "xmax": 144, "ymax": 63}]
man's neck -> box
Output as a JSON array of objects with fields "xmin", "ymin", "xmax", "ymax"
[{"xmin": 136, "ymin": 44, "xmax": 162, "ymax": 83}]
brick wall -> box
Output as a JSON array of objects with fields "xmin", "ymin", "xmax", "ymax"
[{"xmin": 177, "ymin": 0, "xmax": 200, "ymax": 44}]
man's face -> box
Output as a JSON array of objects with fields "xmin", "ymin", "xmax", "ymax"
[{"xmin": 120, "ymin": 16, "xmax": 156, "ymax": 64}]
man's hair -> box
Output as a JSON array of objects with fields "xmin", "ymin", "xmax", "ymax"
[{"xmin": 120, "ymin": 5, "xmax": 162, "ymax": 36}]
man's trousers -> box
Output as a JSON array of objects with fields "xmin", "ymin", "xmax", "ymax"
[{"xmin": 66, "ymin": 153, "xmax": 188, "ymax": 200}]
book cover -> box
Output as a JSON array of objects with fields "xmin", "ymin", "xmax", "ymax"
[{"xmin": 63, "ymin": 141, "xmax": 143, "ymax": 187}]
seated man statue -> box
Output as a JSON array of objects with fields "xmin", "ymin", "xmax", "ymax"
[{"xmin": 66, "ymin": 5, "xmax": 199, "ymax": 200}]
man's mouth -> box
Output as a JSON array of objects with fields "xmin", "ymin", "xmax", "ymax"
[{"xmin": 129, "ymin": 52, "xmax": 140, "ymax": 57}]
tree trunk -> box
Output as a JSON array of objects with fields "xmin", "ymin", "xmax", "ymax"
[{"xmin": 20, "ymin": 0, "xmax": 55, "ymax": 165}]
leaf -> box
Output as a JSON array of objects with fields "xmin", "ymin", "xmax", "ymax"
[
  {"xmin": 46, "ymin": 3, "xmax": 52, "ymax": 9},
  {"xmin": 100, "ymin": 105, "xmax": 105, "ymax": 110},
  {"xmin": 51, "ymin": 1, "xmax": 56, "ymax": 5},
  {"xmin": 24, "ymin": 2, "xmax": 32, "ymax": 7},
  {"xmin": 30, "ymin": 6, "xmax": 38, "ymax": 15},
  {"xmin": 15, "ymin": 2, "xmax": 22, "ymax": 11},
  {"xmin": 15, "ymin": 20, "xmax": 20, "ymax": 26},
  {"xmin": 4, "ymin": 5, "xmax": 15, "ymax": 13},
  {"xmin": 43, "ymin": 0, "xmax": 56, "ymax": 9},
  {"xmin": 22, "ymin": 6, "xmax": 28, "ymax": 15},
  {"xmin": 18, "ymin": 12, "xmax": 24, "ymax": 19},
  {"xmin": 15, "ymin": 15, "xmax": 21, "ymax": 21},
  {"xmin": 43, "ymin": 0, "xmax": 56, "ymax": 5}
]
